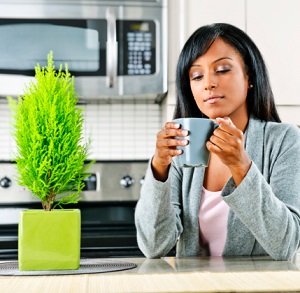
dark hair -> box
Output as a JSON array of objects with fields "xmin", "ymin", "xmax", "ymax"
[{"xmin": 174, "ymin": 23, "xmax": 281, "ymax": 122}]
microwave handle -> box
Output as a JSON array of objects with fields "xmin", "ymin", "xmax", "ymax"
[{"xmin": 106, "ymin": 7, "xmax": 118, "ymax": 88}]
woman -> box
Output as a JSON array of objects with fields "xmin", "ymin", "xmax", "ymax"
[{"xmin": 135, "ymin": 23, "xmax": 300, "ymax": 260}]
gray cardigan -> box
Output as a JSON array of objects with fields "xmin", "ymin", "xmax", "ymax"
[{"xmin": 135, "ymin": 116, "xmax": 300, "ymax": 260}]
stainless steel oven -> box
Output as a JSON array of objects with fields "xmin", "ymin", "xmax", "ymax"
[
  {"xmin": 0, "ymin": 0, "xmax": 168, "ymax": 102},
  {"xmin": 0, "ymin": 161, "xmax": 155, "ymax": 259}
]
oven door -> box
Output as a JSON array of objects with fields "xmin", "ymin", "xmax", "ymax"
[{"xmin": 0, "ymin": 201, "xmax": 145, "ymax": 260}]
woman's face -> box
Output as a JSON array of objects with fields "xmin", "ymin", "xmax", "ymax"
[{"xmin": 189, "ymin": 38, "xmax": 250, "ymax": 123}]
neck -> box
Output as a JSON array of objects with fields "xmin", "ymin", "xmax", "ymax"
[{"xmin": 229, "ymin": 112, "xmax": 249, "ymax": 132}]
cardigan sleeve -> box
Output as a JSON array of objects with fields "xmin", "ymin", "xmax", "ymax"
[
  {"xmin": 134, "ymin": 159, "xmax": 184, "ymax": 258},
  {"xmin": 221, "ymin": 124, "xmax": 300, "ymax": 260}
]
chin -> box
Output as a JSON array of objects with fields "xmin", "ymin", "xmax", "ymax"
[
  {"xmin": 201, "ymin": 112, "xmax": 222, "ymax": 120},
  {"xmin": 203, "ymin": 108, "xmax": 232, "ymax": 119}
]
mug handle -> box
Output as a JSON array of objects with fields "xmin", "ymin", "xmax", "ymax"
[{"xmin": 213, "ymin": 121, "xmax": 219, "ymax": 130}]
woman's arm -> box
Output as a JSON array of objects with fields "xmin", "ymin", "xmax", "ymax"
[
  {"xmin": 135, "ymin": 159, "xmax": 184, "ymax": 258},
  {"xmin": 222, "ymin": 124, "xmax": 300, "ymax": 260}
]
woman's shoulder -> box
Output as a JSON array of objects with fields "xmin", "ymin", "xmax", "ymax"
[
  {"xmin": 247, "ymin": 116, "xmax": 300, "ymax": 156},
  {"xmin": 265, "ymin": 120, "xmax": 300, "ymax": 140},
  {"xmin": 250, "ymin": 116, "xmax": 300, "ymax": 139}
]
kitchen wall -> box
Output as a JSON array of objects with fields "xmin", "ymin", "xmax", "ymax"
[{"xmin": 0, "ymin": 101, "xmax": 161, "ymax": 161}]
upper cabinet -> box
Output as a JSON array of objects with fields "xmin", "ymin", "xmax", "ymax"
[
  {"xmin": 185, "ymin": 0, "xmax": 245, "ymax": 37},
  {"xmin": 247, "ymin": 0, "xmax": 300, "ymax": 106}
]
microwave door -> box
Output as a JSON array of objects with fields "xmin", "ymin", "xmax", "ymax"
[
  {"xmin": 0, "ymin": 19, "xmax": 106, "ymax": 75},
  {"xmin": 0, "ymin": 18, "xmax": 121, "ymax": 98}
]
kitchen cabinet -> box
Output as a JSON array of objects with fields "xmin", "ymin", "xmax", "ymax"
[
  {"xmin": 247, "ymin": 0, "xmax": 300, "ymax": 106},
  {"xmin": 184, "ymin": 0, "xmax": 245, "ymax": 38},
  {"xmin": 247, "ymin": 0, "xmax": 300, "ymax": 125}
]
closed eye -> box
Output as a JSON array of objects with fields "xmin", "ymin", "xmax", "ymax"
[
  {"xmin": 216, "ymin": 69, "xmax": 230, "ymax": 74},
  {"xmin": 191, "ymin": 75, "xmax": 203, "ymax": 81}
]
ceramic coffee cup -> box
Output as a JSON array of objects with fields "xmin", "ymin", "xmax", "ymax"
[{"xmin": 173, "ymin": 117, "xmax": 218, "ymax": 168}]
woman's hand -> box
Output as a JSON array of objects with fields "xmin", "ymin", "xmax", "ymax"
[
  {"xmin": 206, "ymin": 117, "xmax": 251, "ymax": 186},
  {"xmin": 152, "ymin": 122, "xmax": 188, "ymax": 181}
]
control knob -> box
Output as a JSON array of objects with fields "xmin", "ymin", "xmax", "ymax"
[
  {"xmin": 120, "ymin": 175, "xmax": 134, "ymax": 188},
  {"xmin": 0, "ymin": 177, "xmax": 12, "ymax": 188},
  {"xmin": 140, "ymin": 176, "xmax": 145, "ymax": 185}
]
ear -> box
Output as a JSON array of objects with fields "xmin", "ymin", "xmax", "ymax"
[
  {"xmin": 246, "ymin": 75, "xmax": 253, "ymax": 89},
  {"xmin": 247, "ymin": 73, "xmax": 253, "ymax": 89}
]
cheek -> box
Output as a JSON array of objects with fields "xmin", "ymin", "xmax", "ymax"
[
  {"xmin": 235, "ymin": 79, "xmax": 249, "ymax": 100},
  {"xmin": 190, "ymin": 83, "xmax": 204, "ymax": 103},
  {"xmin": 223, "ymin": 75, "xmax": 248, "ymax": 98}
]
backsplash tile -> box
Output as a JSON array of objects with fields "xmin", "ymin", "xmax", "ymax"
[
  {"xmin": 0, "ymin": 103, "xmax": 12, "ymax": 160},
  {"xmin": 0, "ymin": 101, "xmax": 161, "ymax": 161}
]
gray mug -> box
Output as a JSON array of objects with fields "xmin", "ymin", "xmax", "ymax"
[{"xmin": 173, "ymin": 118, "xmax": 218, "ymax": 168}]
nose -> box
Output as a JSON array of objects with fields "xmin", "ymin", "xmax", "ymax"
[{"xmin": 204, "ymin": 74, "xmax": 217, "ymax": 90}]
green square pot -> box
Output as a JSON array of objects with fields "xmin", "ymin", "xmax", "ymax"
[{"xmin": 18, "ymin": 209, "xmax": 81, "ymax": 271}]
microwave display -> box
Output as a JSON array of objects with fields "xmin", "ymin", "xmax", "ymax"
[{"xmin": 0, "ymin": 19, "xmax": 155, "ymax": 77}]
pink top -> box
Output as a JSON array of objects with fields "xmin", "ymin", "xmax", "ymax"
[{"xmin": 199, "ymin": 187, "xmax": 230, "ymax": 256}]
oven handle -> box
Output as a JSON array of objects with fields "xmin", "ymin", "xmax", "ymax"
[{"xmin": 106, "ymin": 7, "xmax": 118, "ymax": 88}]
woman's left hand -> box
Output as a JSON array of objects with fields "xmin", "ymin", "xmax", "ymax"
[{"xmin": 206, "ymin": 117, "xmax": 252, "ymax": 186}]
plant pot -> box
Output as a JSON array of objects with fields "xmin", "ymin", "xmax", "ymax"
[{"xmin": 18, "ymin": 209, "xmax": 81, "ymax": 271}]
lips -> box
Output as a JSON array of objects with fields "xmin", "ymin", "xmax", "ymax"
[{"xmin": 204, "ymin": 95, "xmax": 224, "ymax": 104}]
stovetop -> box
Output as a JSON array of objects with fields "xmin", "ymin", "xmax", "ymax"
[{"xmin": 0, "ymin": 160, "xmax": 148, "ymax": 203}]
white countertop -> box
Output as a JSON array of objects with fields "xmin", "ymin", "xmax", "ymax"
[{"xmin": 1, "ymin": 254, "xmax": 300, "ymax": 292}]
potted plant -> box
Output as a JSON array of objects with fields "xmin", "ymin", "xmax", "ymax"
[{"xmin": 8, "ymin": 51, "xmax": 92, "ymax": 271}]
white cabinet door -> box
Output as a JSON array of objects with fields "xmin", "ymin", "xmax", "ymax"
[
  {"xmin": 185, "ymin": 0, "xmax": 245, "ymax": 38},
  {"xmin": 247, "ymin": 0, "xmax": 300, "ymax": 106}
]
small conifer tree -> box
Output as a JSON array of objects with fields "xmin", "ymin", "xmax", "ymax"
[{"xmin": 9, "ymin": 51, "xmax": 91, "ymax": 211}]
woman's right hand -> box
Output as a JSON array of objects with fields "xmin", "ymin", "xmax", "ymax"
[{"xmin": 151, "ymin": 121, "xmax": 188, "ymax": 181}]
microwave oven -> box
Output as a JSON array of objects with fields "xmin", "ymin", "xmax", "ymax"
[{"xmin": 0, "ymin": 0, "xmax": 167, "ymax": 102}]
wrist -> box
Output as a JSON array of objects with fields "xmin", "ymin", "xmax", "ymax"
[
  {"xmin": 151, "ymin": 157, "xmax": 170, "ymax": 182},
  {"xmin": 230, "ymin": 159, "xmax": 252, "ymax": 186}
]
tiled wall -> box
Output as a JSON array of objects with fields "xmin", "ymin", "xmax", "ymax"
[{"xmin": 0, "ymin": 101, "xmax": 162, "ymax": 161}]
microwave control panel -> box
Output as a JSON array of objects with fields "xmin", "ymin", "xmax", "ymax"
[{"xmin": 118, "ymin": 20, "xmax": 156, "ymax": 76}]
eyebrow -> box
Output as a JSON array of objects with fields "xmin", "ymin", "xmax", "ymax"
[{"xmin": 191, "ymin": 57, "xmax": 233, "ymax": 67}]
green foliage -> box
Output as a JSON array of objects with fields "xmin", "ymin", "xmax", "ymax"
[{"xmin": 8, "ymin": 51, "xmax": 92, "ymax": 211}]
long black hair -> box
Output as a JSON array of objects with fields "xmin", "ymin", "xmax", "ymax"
[{"xmin": 174, "ymin": 23, "xmax": 281, "ymax": 122}]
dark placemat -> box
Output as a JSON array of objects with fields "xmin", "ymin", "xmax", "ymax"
[{"xmin": 0, "ymin": 258, "xmax": 137, "ymax": 276}]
